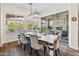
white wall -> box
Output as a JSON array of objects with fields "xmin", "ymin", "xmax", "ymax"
[
  {"xmin": 69, "ymin": 4, "xmax": 78, "ymax": 50},
  {"xmin": 1, "ymin": 3, "xmax": 30, "ymax": 44}
]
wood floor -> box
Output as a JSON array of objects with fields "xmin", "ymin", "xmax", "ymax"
[{"xmin": 0, "ymin": 41, "xmax": 79, "ymax": 56}]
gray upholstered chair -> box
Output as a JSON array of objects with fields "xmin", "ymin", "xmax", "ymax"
[
  {"xmin": 30, "ymin": 35, "xmax": 43, "ymax": 55},
  {"xmin": 20, "ymin": 33, "xmax": 29, "ymax": 51}
]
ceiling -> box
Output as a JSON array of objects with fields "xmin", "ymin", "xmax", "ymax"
[{"xmin": 11, "ymin": 3, "xmax": 70, "ymax": 13}]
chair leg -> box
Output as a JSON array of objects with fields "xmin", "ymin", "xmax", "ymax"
[
  {"xmin": 20, "ymin": 43, "xmax": 22, "ymax": 48},
  {"xmin": 30, "ymin": 47, "xmax": 32, "ymax": 55},
  {"xmin": 55, "ymin": 49, "xmax": 58, "ymax": 56},
  {"xmin": 36, "ymin": 50, "xmax": 38, "ymax": 56},
  {"xmin": 57, "ymin": 48, "xmax": 60, "ymax": 54},
  {"xmin": 24, "ymin": 44, "xmax": 26, "ymax": 51}
]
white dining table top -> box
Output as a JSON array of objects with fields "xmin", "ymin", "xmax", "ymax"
[
  {"xmin": 37, "ymin": 33, "xmax": 58, "ymax": 44},
  {"xmin": 25, "ymin": 32, "xmax": 58, "ymax": 44}
]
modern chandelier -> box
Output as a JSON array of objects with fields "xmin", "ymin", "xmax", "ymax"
[
  {"xmin": 28, "ymin": 3, "xmax": 41, "ymax": 29},
  {"xmin": 28, "ymin": 3, "xmax": 40, "ymax": 19}
]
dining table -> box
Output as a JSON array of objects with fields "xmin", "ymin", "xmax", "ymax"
[
  {"xmin": 25, "ymin": 32, "xmax": 59, "ymax": 55},
  {"xmin": 25, "ymin": 32, "xmax": 58, "ymax": 43},
  {"xmin": 37, "ymin": 33, "xmax": 58, "ymax": 44}
]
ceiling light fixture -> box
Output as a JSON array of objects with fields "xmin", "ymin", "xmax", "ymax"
[{"xmin": 28, "ymin": 3, "xmax": 40, "ymax": 19}]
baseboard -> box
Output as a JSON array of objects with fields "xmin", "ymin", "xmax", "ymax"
[
  {"xmin": 2, "ymin": 39, "xmax": 18, "ymax": 44},
  {"xmin": 68, "ymin": 46, "xmax": 79, "ymax": 52},
  {"xmin": 0, "ymin": 40, "xmax": 18, "ymax": 49},
  {"xmin": 3, "ymin": 40, "xmax": 18, "ymax": 45},
  {"xmin": 60, "ymin": 41, "xmax": 79, "ymax": 53}
]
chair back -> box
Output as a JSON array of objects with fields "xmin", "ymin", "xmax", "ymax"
[
  {"xmin": 30, "ymin": 35, "xmax": 39, "ymax": 49},
  {"xmin": 20, "ymin": 33, "xmax": 25, "ymax": 40},
  {"xmin": 54, "ymin": 36, "xmax": 59, "ymax": 49},
  {"xmin": 20, "ymin": 33, "xmax": 29, "ymax": 44}
]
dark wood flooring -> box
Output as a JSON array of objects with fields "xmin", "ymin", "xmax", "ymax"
[{"xmin": 0, "ymin": 41, "xmax": 79, "ymax": 56}]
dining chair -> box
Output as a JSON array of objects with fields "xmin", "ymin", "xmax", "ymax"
[
  {"xmin": 29, "ymin": 35, "xmax": 43, "ymax": 56},
  {"xmin": 19, "ymin": 33, "xmax": 29, "ymax": 51},
  {"xmin": 54, "ymin": 37, "xmax": 60, "ymax": 56},
  {"xmin": 48, "ymin": 34, "xmax": 60, "ymax": 56},
  {"xmin": 48, "ymin": 43, "xmax": 55, "ymax": 56}
]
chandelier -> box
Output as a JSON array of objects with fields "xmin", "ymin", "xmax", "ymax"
[
  {"xmin": 28, "ymin": 3, "xmax": 40, "ymax": 19},
  {"xmin": 28, "ymin": 3, "xmax": 41, "ymax": 29}
]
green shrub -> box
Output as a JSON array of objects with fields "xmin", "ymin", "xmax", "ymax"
[
  {"xmin": 17, "ymin": 23, "xmax": 24, "ymax": 29},
  {"xmin": 7, "ymin": 22, "xmax": 16, "ymax": 32}
]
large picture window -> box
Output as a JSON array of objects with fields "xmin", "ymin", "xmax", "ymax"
[{"xmin": 6, "ymin": 14, "xmax": 25, "ymax": 32}]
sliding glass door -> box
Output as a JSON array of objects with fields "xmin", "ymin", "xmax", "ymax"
[{"xmin": 41, "ymin": 11, "xmax": 69, "ymax": 44}]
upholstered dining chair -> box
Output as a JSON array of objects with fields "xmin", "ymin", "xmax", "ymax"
[
  {"xmin": 48, "ymin": 43, "xmax": 55, "ymax": 56},
  {"xmin": 29, "ymin": 35, "xmax": 43, "ymax": 56},
  {"xmin": 48, "ymin": 34, "xmax": 60, "ymax": 56},
  {"xmin": 19, "ymin": 33, "xmax": 29, "ymax": 51},
  {"xmin": 54, "ymin": 36, "xmax": 60, "ymax": 56}
]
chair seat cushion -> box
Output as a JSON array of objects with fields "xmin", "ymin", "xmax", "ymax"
[
  {"xmin": 21, "ymin": 39, "xmax": 29, "ymax": 44},
  {"xmin": 31, "ymin": 44, "xmax": 43, "ymax": 50}
]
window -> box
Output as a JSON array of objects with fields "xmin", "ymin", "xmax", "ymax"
[{"xmin": 7, "ymin": 20, "xmax": 16, "ymax": 32}]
